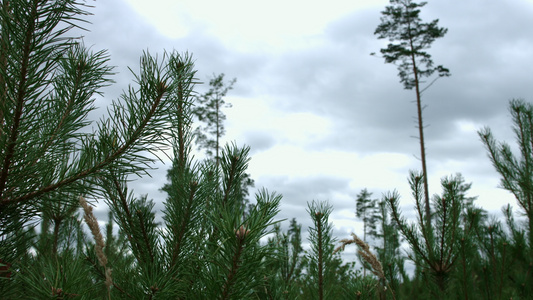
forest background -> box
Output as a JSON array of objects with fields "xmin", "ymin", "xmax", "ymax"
[
  {"xmin": 85, "ymin": 0, "xmax": 533, "ymax": 252},
  {"xmin": 1, "ymin": 0, "xmax": 533, "ymax": 299}
]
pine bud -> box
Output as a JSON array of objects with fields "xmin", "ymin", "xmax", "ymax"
[
  {"xmin": 235, "ymin": 225, "xmax": 250, "ymax": 240},
  {"xmin": 157, "ymin": 80, "xmax": 167, "ymax": 94}
]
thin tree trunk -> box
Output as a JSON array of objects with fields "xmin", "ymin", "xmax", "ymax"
[
  {"xmin": 363, "ymin": 216, "xmax": 367, "ymax": 277},
  {"xmin": 407, "ymin": 17, "xmax": 431, "ymax": 227},
  {"xmin": 317, "ymin": 218, "xmax": 323, "ymax": 300},
  {"xmin": 215, "ymin": 93, "xmax": 220, "ymax": 167},
  {"xmin": 413, "ymin": 66, "xmax": 431, "ymax": 227}
]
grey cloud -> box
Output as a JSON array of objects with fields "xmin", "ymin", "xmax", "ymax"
[
  {"xmin": 69, "ymin": 0, "xmax": 531, "ymax": 238},
  {"xmin": 257, "ymin": 175, "xmax": 355, "ymax": 220},
  {"xmin": 242, "ymin": 130, "xmax": 277, "ymax": 155},
  {"xmin": 241, "ymin": 0, "xmax": 533, "ymax": 166}
]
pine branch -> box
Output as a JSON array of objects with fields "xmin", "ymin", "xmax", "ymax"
[
  {"xmin": 2, "ymin": 55, "xmax": 167, "ymax": 207},
  {"xmin": 0, "ymin": 0, "xmax": 37, "ymax": 200},
  {"xmin": 221, "ymin": 227, "xmax": 247, "ymax": 300},
  {"xmin": 170, "ymin": 180, "xmax": 199, "ymax": 266}
]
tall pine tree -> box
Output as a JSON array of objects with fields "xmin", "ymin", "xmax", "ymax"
[{"xmin": 374, "ymin": 0, "xmax": 450, "ymax": 226}]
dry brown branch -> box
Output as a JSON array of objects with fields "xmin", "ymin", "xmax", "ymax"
[
  {"xmin": 80, "ymin": 196, "xmax": 113, "ymax": 291},
  {"xmin": 335, "ymin": 233, "xmax": 396, "ymax": 300}
]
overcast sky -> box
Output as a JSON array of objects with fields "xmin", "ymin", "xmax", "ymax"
[{"xmin": 81, "ymin": 0, "xmax": 533, "ymax": 250}]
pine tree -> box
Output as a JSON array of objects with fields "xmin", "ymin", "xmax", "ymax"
[
  {"xmin": 479, "ymin": 99, "xmax": 533, "ymax": 251},
  {"xmin": 261, "ymin": 218, "xmax": 306, "ymax": 299},
  {"xmin": 374, "ymin": 198, "xmax": 405, "ymax": 299},
  {"xmin": 355, "ymin": 189, "xmax": 378, "ymax": 244},
  {"xmin": 193, "ymin": 73, "xmax": 235, "ymax": 163},
  {"xmin": 0, "ymin": 1, "xmax": 188, "ymax": 296},
  {"xmin": 387, "ymin": 172, "xmax": 475, "ymax": 297},
  {"xmin": 102, "ymin": 52, "xmax": 283, "ymax": 299},
  {"xmin": 374, "ymin": 0, "xmax": 450, "ymax": 226},
  {"xmin": 0, "ymin": 2, "xmax": 284, "ymax": 298},
  {"xmin": 479, "ymin": 98, "xmax": 533, "ymax": 297},
  {"xmin": 192, "ymin": 73, "xmax": 254, "ymax": 212},
  {"xmin": 304, "ymin": 200, "xmax": 345, "ymax": 300},
  {"xmin": 355, "ymin": 188, "xmax": 378, "ymax": 276}
]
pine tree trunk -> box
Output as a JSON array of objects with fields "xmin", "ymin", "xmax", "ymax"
[
  {"xmin": 408, "ymin": 27, "xmax": 431, "ymax": 228},
  {"xmin": 363, "ymin": 215, "xmax": 367, "ymax": 277},
  {"xmin": 317, "ymin": 218, "xmax": 324, "ymax": 300}
]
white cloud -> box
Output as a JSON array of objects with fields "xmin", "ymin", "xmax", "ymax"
[
  {"xmin": 249, "ymin": 145, "xmax": 410, "ymax": 187},
  {"xmin": 225, "ymin": 96, "xmax": 333, "ymax": 146},
  {"xmin": 124, "ymin": 0, "xmax": 387, "ymax": 51}
]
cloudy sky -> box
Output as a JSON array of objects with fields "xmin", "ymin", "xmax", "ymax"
[{"xmin": 81, "ymin": 0, "xmax": 533, "ymax": 248}]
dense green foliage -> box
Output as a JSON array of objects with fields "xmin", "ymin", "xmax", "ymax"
[{"xmin": 0, "ymin": 1, "xmax": 531, "ymax": 299}]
